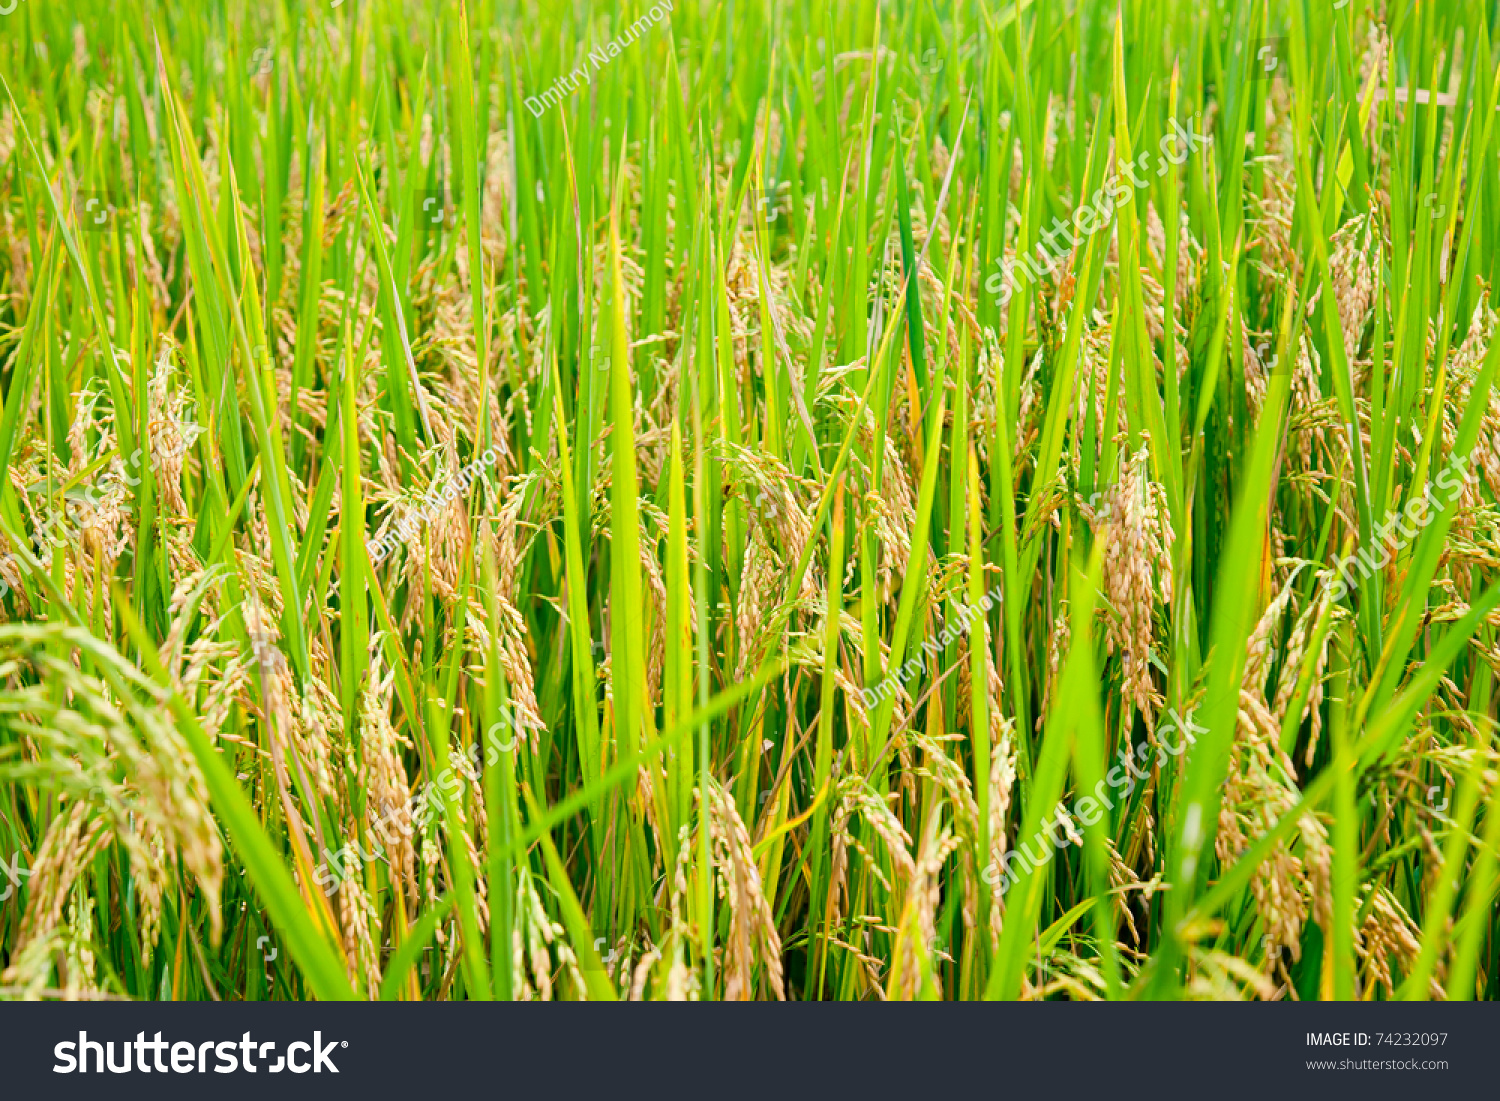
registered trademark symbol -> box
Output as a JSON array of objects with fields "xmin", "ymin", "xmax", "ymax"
[{"xmin": 342, "ymin": 1041, "xmax": 348, "ymax": 1047}]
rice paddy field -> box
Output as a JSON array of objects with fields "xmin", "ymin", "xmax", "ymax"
[{"xmin": 0, "ymin": 0, "xmax": 1498, "ymax": 1002}]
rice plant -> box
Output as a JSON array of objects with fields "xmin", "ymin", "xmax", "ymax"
[{"xmin": 0, "ymin": 0, "xmax": 1497, "ymax": 1001}]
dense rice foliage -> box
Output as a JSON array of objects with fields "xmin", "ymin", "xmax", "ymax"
[{"xmin": 0, "ymin": 0, "xmax": 1498, "ymax": 1001}]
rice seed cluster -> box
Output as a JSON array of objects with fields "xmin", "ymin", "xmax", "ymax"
[{"xmin": 0, "ymin": 0, "xmax": 1493, "ymax": 1006}]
